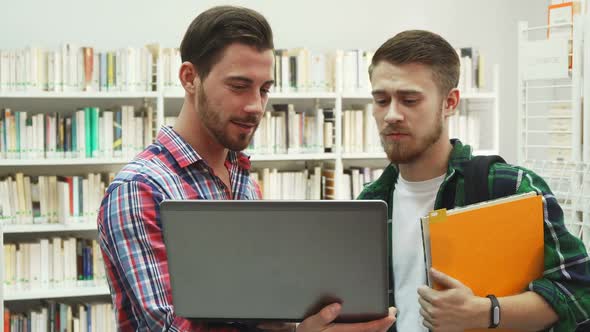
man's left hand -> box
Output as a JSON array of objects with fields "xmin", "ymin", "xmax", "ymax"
[{"xmin": 417, "ymin": 268, "xmax": 488, "ymax": 332}]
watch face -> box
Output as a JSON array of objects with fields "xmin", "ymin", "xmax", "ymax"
[
  {"xmin": 492, "ymin": 305, "xmax": 500, "ymax": 324},
  {"xmin": 487, "ymin": 295, "xmax": 500, "ymax": 327}
]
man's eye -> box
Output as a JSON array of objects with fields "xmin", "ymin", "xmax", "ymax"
[
  {"xmin": 261, "ymin": 88, "xmax": 270, "ymax": 95},
  {"xmin": 230, "ymin": 85, "xmax": 247, "ymax": 90},
  {"xmin": 374, "ymin": 99, "xmax": 389, "ymax": 106},
  {"xmin": 404, "ymin": 99, "xmax": 418, "ymax": 105}
]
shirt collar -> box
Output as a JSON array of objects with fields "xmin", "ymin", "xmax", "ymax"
[
  {"xmin": 446, "ymin": 138, "xmax": 474, "ymax": 176},
  {"xmin": 156, "ymin": 126, "xmax": 253, "ymax": 170}
]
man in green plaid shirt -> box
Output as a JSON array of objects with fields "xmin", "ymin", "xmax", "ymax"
[{"xmin": 358, "ymin": 30, "xmax": 590, "ymax": 331}]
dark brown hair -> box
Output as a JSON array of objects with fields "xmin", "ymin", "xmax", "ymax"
[
  {"xmin": 180, "ymin": 6, "xmax": 274, "ymax": 80},
  {"xmin": 369, "ymin": 30, "xmax": 460, "ymax": 95}
]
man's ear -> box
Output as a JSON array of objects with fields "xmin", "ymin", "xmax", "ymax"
[
  {"xmin": 443, "ymin": 88, "xmax": 460, "ymax": 118},
  {"xmin": 179, "ymin": 61, "xmax": 200, "ymax": 94}
]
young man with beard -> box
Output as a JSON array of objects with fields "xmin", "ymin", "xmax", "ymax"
[
  {"xmin": 358, "ymin": 30, "xmax": 590, "ymax": 332},
  {"xmin": 97, "ymin": 5, "xmax": 396, "ymax": 332}
]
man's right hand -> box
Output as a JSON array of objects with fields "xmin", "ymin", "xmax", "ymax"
[{"xmin": 296, "ymin": 303, "xmax": 396, "ymax": 332}]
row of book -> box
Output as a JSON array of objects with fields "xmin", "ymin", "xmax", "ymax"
[
  {"xmin": 251, "ymin": 166, "xmax": 332, "ymax": 200},
  {"xmin": 0, "ymin": 104, "xmax": 154, "ymax": 160},
  {"xmin": 0, "ymin": 45, "xmax": 156, "ymax": 93},
  {"xmin": 0, "ymin": 104, "xmax": 484, "ymax": 161},
  {"xmin": 457, "ymin": 47, "xmax": 485, "ymax": 93},
  {"xmin": 250, "ymin": 166, "xmax": 385, "ymax": 200},
  {"xmin": 160, "ymin": 48, "xmax": 182, "ymax": 91},
  {"xmin": 4, "ymin": 302, "xmax": 115, "ymax": 332},
  {"xmin": 3, "ymin": 238, "xmax": 106, "ymax": 290},
  {"xmin": 0, "ymin": 173, "xmax": 111, "ymax": 225},
  {"xmin": 162, "ymin": 47, "xmax": 373, "ymax": 93},
  {"xmin": 342, "ymin": 167, "xmax": 385, "ymax": 200},
  {"xmin": 168, "ymin": 104, "xmax": 383, "ymax": 156},
  {"xmin": 246, "ymin": 105, "xmax": 334, "ymax": 155},
  {"xmin": 449, "ymin": 101, "xmax": 485, "ymax": 152},
  {"xmin": 342, "ymin": 105, "xmax": 382, "ymax": 153},
  {"xmin": 0, "ymin": 45, "xmax": 487, "ymax": 94},
  {"xmin": 272, "ymin": 49, "xmax": 373, "ymax": 93}
]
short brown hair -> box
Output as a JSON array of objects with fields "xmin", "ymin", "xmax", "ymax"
[
  {"xmin": 180, "ymin": 6, "xmax": 274, "ymax": 80},
  {"xmin": 369, "ymin": 30, "xmax": 460, "ymax": 95}
]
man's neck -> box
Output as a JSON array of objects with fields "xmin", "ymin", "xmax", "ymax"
[
  {"xmin": 397, "ymin": 137, "xmax": 453, "ymax": 182},
  {"xmin": 173, "ymin": 99, "xmax": 228, "ymax": 171}
]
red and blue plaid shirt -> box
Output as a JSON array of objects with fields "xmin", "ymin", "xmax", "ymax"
[{"xmin": 98, "ymin": 126, "xmax": 260, "ymax": 331}]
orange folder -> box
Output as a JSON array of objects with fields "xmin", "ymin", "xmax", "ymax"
[{"xmin": 421, "ymin": 192, "xmax": 544, "ymax": 332}]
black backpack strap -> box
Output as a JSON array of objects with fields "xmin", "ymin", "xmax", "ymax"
[
  {"xmin": 463, "ymin": 155, "xmax": 506, "ymax": 205},
  {"xmin": 441, "ymin": 180, "xmax": 457, "ymax": 210}
]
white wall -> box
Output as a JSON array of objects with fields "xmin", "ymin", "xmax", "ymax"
[{"xmin": 0, "ymin": 0, "xmax": 548, "ymax": 163}]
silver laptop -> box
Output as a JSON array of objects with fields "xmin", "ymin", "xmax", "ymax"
[{"xmin": 160, "ymin": 200, "xmax": 389, "ymax": 323}]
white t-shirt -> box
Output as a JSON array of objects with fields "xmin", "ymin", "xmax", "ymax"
[{"xmin": 392, "ymin": 172, "xmax": 446, "ymax": 332}]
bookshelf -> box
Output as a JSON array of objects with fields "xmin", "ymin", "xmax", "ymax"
[
  {"xmin": 0, "ymin": 92, "xmax": 159, "ymax": 99},
  {"xmin": 0, "ymin": 222, "xmax": 111, "ymax": 329},
  {"xmin": 0, "ymin": 84, "xmax": 155, "ymax": 328},
  {"xmin": 0, "ymin": 159, "xmax": 130, "ymax": 166},
  {"xmin": 0, "ymin": 49, "xmax": 162, "ymax": 330},
  {"xmin": 0, "ymin": 46, "xmax": 501, "ymax": 327},
  {"xmin": 250, "ymin": 153, "xmax": 338, "ymax": 162},
  {"xmin": 4, "ymin": 284, "xmax": 110, "ymax": 302},
  {"xmin": 341, "ymin": 152, "xmax": 387, "ymax": 160},
  {"xmin": 3, "ymin": 222, "xmax": 98, "ymax": 234}
]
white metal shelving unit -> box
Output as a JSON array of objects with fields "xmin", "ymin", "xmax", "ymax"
[
  {"xmin": 521, "ymin": 159, "xmax": 590, "ymax": 251},
  {"xmin": 518, "ymin": 20, "xmax": 581, "ymax": 163},
  {"xmin": 518, "ymin": 17, "xmax": 590, "ymax": 252}
]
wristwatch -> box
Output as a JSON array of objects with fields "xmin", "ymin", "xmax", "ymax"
[{"xmin": 486, "ymin": 294, "xmax": 501, "ymax": 328}]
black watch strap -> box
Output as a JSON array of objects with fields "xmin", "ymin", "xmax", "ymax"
[{"xmin": 486, "ymin": 294, "xmax": 500, "ymax": 328}]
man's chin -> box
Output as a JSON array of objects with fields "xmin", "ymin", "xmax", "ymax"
[
  {"xmin": 226, "ymin": 140, "xmax": 253, "ymax": 152},
  {"xmin": 226, "ymin": 144, "xmax": 250, "ymax": 151},
  {"xmin": 217, "ymin": 132, "xmax": 253, "ymax": 151},
  {"xmin": 385, "ymin": 149, "xmax": 419, "ymax": 164}
]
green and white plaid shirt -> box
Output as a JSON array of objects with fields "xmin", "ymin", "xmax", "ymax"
[{"xmin": 358, "ymin": 139, "xmax": 590, "ymax": 331}]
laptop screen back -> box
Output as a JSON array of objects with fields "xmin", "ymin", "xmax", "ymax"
[{"xmin": 160, "ymin": 200, "xmax": 389, "ymax": 323}]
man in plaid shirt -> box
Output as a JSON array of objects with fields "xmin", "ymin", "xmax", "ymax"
[
  {"xmin": 358, "ymin": 30, "xmax": 590, "ymax": 331},
  {"xmin": 97, "ymin": 5, "xmax": 396, "ymax": 332}
]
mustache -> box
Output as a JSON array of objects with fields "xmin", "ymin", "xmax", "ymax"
[
  {"xmin": 380, "ymin": 126, "xmax": 410, "ymax": 135},
  {"xmin": 231, "ymin": 115, "xmax": 260, "ymax": 126}
]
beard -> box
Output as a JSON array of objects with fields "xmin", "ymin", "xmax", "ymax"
[
  {"xmin": 197, "ymin": 85, "xmax": 260, "ymax": 151},
  {"xmin": 380, "ymin": 109, "xmax": 443, "ymax": 164}
]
